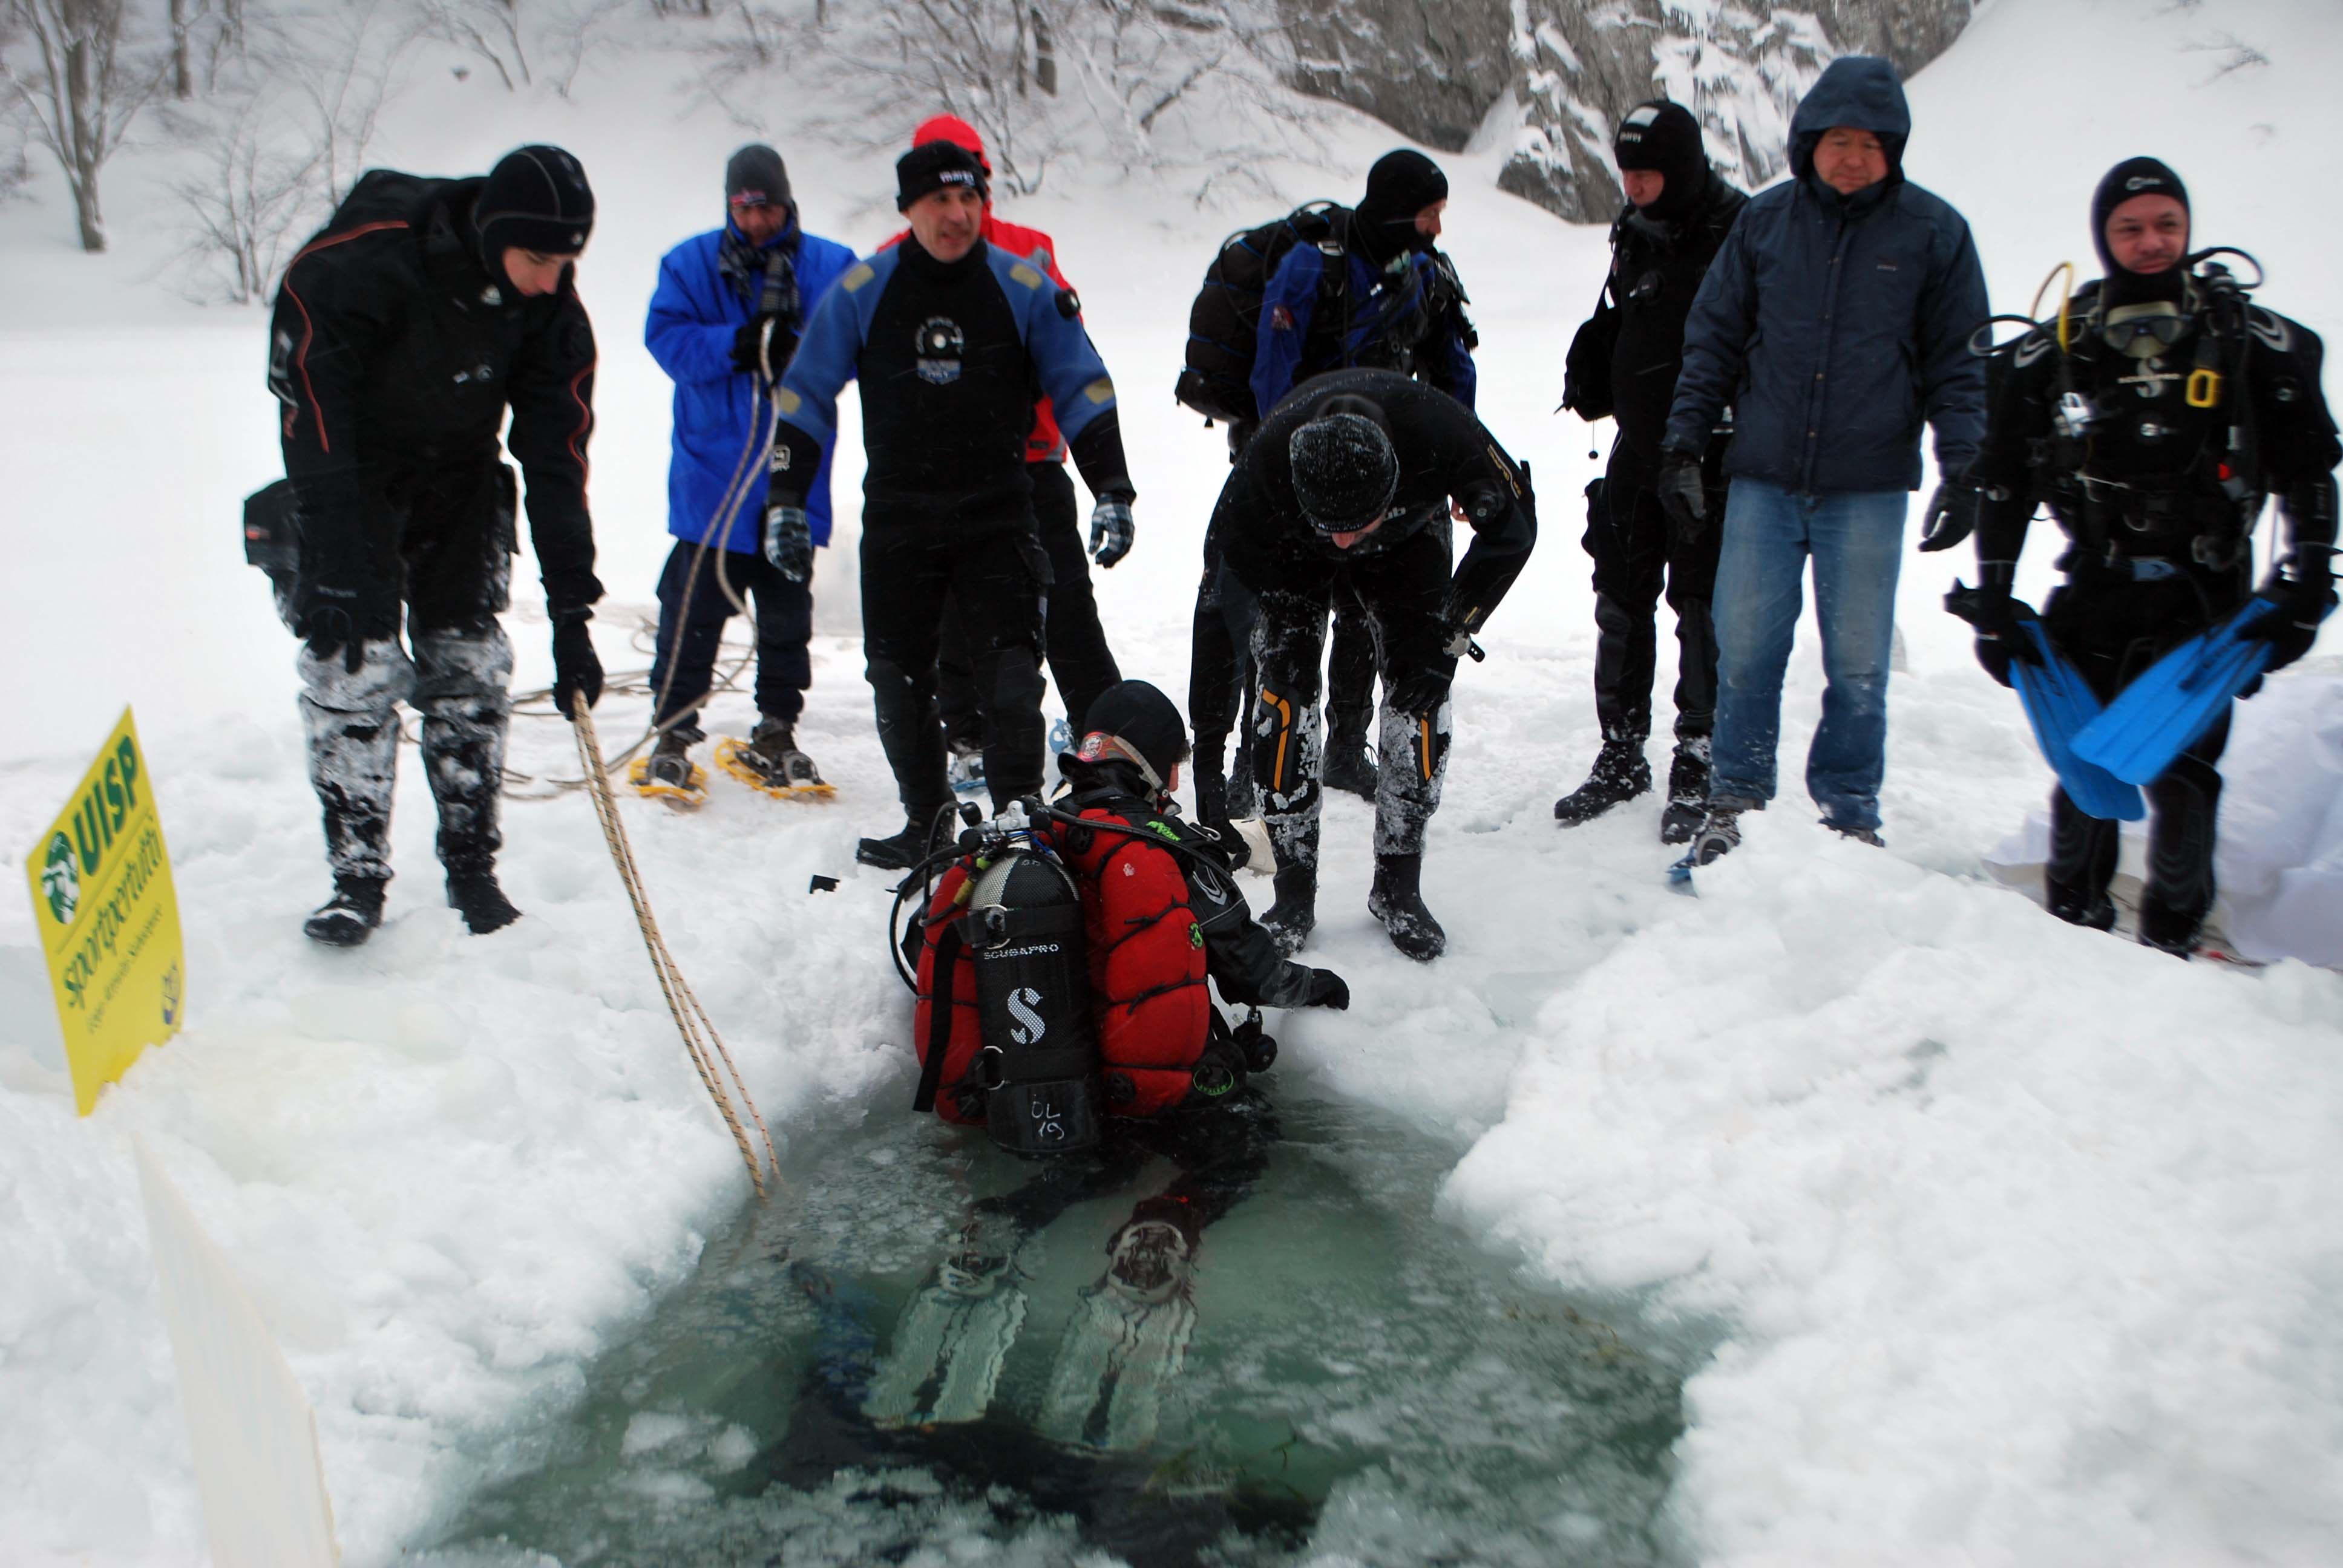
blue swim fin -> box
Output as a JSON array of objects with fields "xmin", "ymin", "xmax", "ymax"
[
  {"xmin": 2008, "ymin": 620, "xmax": 2144, "ymax": 822},
  {"xmin": 2072, "ymin": 596, "xmax": 2282, "ymax": 786}
]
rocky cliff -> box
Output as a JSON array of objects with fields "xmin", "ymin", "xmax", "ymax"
[{"xmin": 1280, "ymin": 0, "xmax": 1972, "ymax": 221}]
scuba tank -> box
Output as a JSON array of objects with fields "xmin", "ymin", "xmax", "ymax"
[{"xmin": 965, "ymin": 849, "xmax": 1103, "ymax": 1155}]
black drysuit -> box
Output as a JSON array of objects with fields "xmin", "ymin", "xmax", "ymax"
[
  {"xmin": 772, "ymin": 237, "xmax": 1132, "ymax": 817},
  {"xmin": 266, "ymin": 171, "xmax": 602, "ymax": 884},
  {"xmin": 1561, "ymin": 171, "xmax": 1746, "ymax": 746},
  {"xmin": 1968, "ymin": 278, "xmax": 2341, "ymax": 947},
  {"xmin": 1202, "ymin": 370, "xmax": 1536, "ymax": 870}
]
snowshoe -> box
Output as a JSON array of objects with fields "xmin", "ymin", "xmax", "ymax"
[
  {"xmin": 1671, "ymin": 798, "xmax": 1752, "ymax": 888},
  {"xmin": 628, "ymin": 737, "xmax": 708, "ymax": 812},
  {"xmin": 303, "ymin": 876, "xmax": 385, "ymax": 947},
  {"xmin": 1036, "ymin": 1218, "xmax": 1198, "ymax": 1451},
  {"xmin": 1554, "ymin": 740, "xmax": 1651, "ymax": 828},
  {"xmin": 946, "ymin": 737, "xmax": 987, "ymax": 796},
  {"xmin": 1368, "ymin": 853, "xmax": 1446, "ymax": 961},
  {"xmin": 715, "ymin": 719, "xmax": 834, "ymax": 802},
  {"xmin": 864, "ymin": 1255, "xmax": 1029, "ymax": 1428},
  {"xmin": 447, "ymin": 867, "xmax": 521, "ymax": 935},
  {"xmin": 1659, "ymin": 739, "xmax": 1710, "ymax": 845}
]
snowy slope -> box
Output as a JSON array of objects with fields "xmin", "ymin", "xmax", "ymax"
[{"xmin": 1, "ymin": 0, "xmax": 2341, "ymax": 1562}]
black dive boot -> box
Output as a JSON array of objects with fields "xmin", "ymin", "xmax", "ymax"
[
  {"xmin": 447, "ymin": 865, "xmax": 521, "ymax": 934},
  {"xmin": 858, "ymin": 804, "xmax": 955, "ymax": 871},
  {"xmin": 1260, "ymin": 862, "xmax": 1317, "ymax": 957},
  {"xmin": 1322, "ymin": 707, "xmax": 1378, "ymax": 801},
  {"xmin": 1368, "ymin": 853, "xmax": 1446, "ymax": 961},
  {"xmin": 1553, "ymin": 739, "xmax": 1651, "ymax": 827},
  {"xmin": 304, "ymin": 875, "xmax": 387, "ymax": 947},
  {"xmin": 1659, "ymin": 738, "xmax": 1711, "ymax": 845}
]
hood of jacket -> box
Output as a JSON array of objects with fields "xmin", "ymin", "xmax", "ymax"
[{"xmin": 1788, "ymin": 56, "xmax": 1911, "ymax": 183}]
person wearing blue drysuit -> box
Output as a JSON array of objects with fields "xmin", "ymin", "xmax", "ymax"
[
  {"xmin": 1660, "ymin": 56, "xmax": 1988, "ymax": 858},
  {"xmin": 642, "ymin": 145, "xmax": 857, "ymax": 791}
]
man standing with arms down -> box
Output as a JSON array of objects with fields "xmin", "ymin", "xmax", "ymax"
[
  {"xmin": 1660, "ymin": 57, "xmax": 1988, "ymax": 865},
  {"xmin": 1555, "ymin": 101, "xmax": 1746, "ymax": 842},
  {"xmin": 266, "ymin": 144, "xmax": 605, "ymax": 946},
  {"xmin": 769, "ymin": 140, "xmax": 1136, "ymax": 869},
  {"xmin": 883, "ymin": 116, "xmax": 1126, "ymax": 780}
]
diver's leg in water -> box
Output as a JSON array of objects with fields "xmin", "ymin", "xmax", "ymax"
[
  {"xmin": 1040, "ymin": 1094, "xmax": 1282, "ymax": 1449},
  {"xmin": 864, "ymin": 1148, "xmax": 1144, "ymax": 1427}
]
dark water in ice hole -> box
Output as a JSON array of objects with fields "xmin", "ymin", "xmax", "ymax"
[{"xmin": 415, "ymin": 1076, "xmax": 1694, "ymax": 1567}]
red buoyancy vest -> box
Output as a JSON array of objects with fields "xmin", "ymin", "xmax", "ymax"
[
  {"xmin": 1058, "ymin": 805, "xmax": 1211, "ymax": 1118},
  {"xmin": 910, "ymin": 809, "xmax": 1211, "ymax": 1125}
]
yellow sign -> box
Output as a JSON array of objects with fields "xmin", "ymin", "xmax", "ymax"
[{"xmin": 25, "ymin": 707, "xmax": 185, "ymax": 1114}]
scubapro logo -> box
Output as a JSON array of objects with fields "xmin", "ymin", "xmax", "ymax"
[
  {"xmin": 1006, "ymin": 986, "xmax": 1047, "ymax": 1045},
  {"xmin": 917, "ymin": 316, "xmax": 965, "ymax": 385},
  {"xmin": 2125, "ymin": 175, "xmax": 2163, "ymax": 191},
  {"xmin": 40, "ymin": 832, "xmax": 77, "ymax": 924}
]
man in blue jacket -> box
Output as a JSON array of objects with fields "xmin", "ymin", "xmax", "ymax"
[
  {"xmin": 642, "ymin": 145, "xmax": 858, "ymax": 793},
  {"xmin": 768, "ymin": 141, "xmax": 1136, "ymax": 869},
  {"xmin": 1660, "ymin": 57, "xmax": 1988, "ymax": 863}
]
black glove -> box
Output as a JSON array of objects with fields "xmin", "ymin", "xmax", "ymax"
[
  {"xmin": 1305, "ymin": 968, "xmax": 1349, "ymax": 1010},
  {"xmin": 763, "ymin": 503, "xmax": 814, "ymax": 583},
  {"xmin": 552, "ymin": 616, "xmax": 603, "ymax": 719},
  {"xmin": 2240, "ymin": 573, "xmax": 2337, "ymax": 675},
  {"xmin": 1916, "ymin": 477, "xmax": 1979, "ymax": 553},
  {"xmin": 292, "ymin": 529, "xmax": 397, "ymax": 676},
  {"xmin": 1943, "ymin": 578, "xmax": 2042, "ymax": 690},
  {"xmin": 1655, "ymin": 449, "xmax": 1708, "ymax": 538},
  {"xmin": 730, "ymin": 315, "xmax": 791, "ymax": 378},
  {"xmin": 1388, "ymin": 656, "xmax": 1459, "ymax": 717}
]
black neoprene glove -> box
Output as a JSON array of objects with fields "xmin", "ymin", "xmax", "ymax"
[
  {"xmin": 552, "ymin": 616, "xmax": 603, "ymax": 719},
  {"xmin": 1655, "ymin": 449, "xmax": 1708, "ymax": 539},
  {"xmin": 1306, "ymin": 969, "xmax": 1350, "ymax": 1010},
  {"xmin": 293, "ymin": 524, "xmax": 398, "ymax": 676},
  {"xmin": 1944, "ymin": 571, "xmax": 2042, "ymax": 690},
  {"xmin": 2241, "ymin": 570, "xmax": 2337, "ymax": 674},
  {"xmin": 1388, "ymin": 658, "xmax": 1458, "ymax": 718}
]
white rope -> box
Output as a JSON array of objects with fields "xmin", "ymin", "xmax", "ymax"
[{"xmin": 569, "ymin": 692, "xmax": 781, "ymax": 1197}]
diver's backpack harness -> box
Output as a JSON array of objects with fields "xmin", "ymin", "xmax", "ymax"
[{"xmin": 899, "ymin": 799, "xmax": 1257, "ymax": 1149}]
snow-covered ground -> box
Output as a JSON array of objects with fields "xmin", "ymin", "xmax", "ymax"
[{"xmin": 4, "ymin": 0, "xmax": 2342, "ymax": 1561}]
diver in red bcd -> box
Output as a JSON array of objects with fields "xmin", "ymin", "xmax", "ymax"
[{"xmin": 877, "ymin": 680, "xmax": 1346, "ymax": 1445}]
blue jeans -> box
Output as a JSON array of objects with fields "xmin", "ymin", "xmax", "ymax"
[{"xmin": 1709, "ymin": 479, "xmax": 1907, "ymax": 832}]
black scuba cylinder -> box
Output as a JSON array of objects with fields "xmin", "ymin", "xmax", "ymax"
[{"xmin": 966, "ymin": 849, "xmax": 1103, "ymax": 1155}]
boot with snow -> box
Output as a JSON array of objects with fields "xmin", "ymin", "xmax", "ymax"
[
  {"xmin": 1323, "ymin": 707, "xmax": 1378, "ymax": 801},
  {"xmin": 1553, "ymin": 739, "xmax": 1651, "ymax": 827},
  {"xmin": 1688, "ymin": 797, "xmax": 1756, "ymax": 869},
  {"xmin": 715, "ymin": 717, "xmax": 831, "ymax": 799},
  {"xmin": 1368, "ymin": 852, "xmax": 1446, "ymax": 961},
  {"xmin": 629, "ymin": 727, "xmax": 707, "ymax": 809},
  {"xmin": 1822, "ymin": 818, "xmax": 1884, "ymax": 848},
  {"xmin": 1260, "ymin": 862, "xmax": 1317, "ymax": 956},
  {"xmin": 647, "ymin": 729, "xmax": 696, "ymax": 789},
  {"xmin": 1659, "ymin": 738, "xmax": 1711, "ymax": 844},
  {"xmin": 303, "ymin": 875, "xmax": 387, "ymax": 947},
  {"xmin": 447, "ymin": 866, "xmax": 521, "ymax": 934}
]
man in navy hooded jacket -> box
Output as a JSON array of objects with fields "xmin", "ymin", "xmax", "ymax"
[
  {"xmin": 642, "ymin": 145, "xmax": 857, "ymax": 793},
  {"xmin": 1660, "ymin": 57, "xmax": 1988, "ymax": 863}
]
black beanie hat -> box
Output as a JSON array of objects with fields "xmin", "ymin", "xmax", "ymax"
[
  {"xmin": 1290, "ymin": 408, "xmax": 1401, "ymax": 532},
  {"xmin": 1072, "ymin": 680, "xmax": 1191, "ymax": 790},
  {"xmin": 896, "ymin": 140, "xmax": 988, "ymax": 212},
  {"xmin": 1354, "ymin": 149, "xmax": 1448, "ymax": 262},
  {"xmin": 1614, "ymin": 100, "xmax": 1709, "ymax": 220},
  {"xmin": 726, "ymin": 143, "xmax": 793, "ymax": 211},
  {"xmin": 2091, "ymin": 156, "xmax": 2189, "ymax": 273},
  {"xmin": 474, "ymin": 145, "xmax": 594, "ymax": 261}
]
